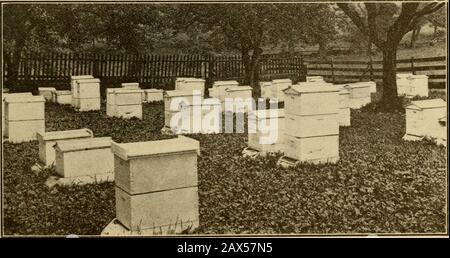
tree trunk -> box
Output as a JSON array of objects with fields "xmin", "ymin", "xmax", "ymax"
[
  {"xmin": 410, "ymin": 29, "xmax": 417, "ymax": 48},
  {"xmin": 318, "ymin": 41, "xmax": 328, "ymax": 58},
  {"xmin": 366, "ymin": 37, "xmax": 373, "ymax": 57},
  {"xmin": 381, "ymin": 46, "xmax": 399, "ymax": 110}
]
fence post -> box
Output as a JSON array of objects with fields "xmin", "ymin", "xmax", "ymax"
[
  {"xmin": 369, "ymin": 60, "xmax": 374, "ymax": 81},
  {"xmin": 93, "ymin": 54, "xmax": 100, "ymax": 78},
  {"xmin": 410, "ymin": 57, "xmax": 416, "ymax": 75},
  {"xmin": 330, "ymin": 58, "xmax": 335, "ymax": 83}
]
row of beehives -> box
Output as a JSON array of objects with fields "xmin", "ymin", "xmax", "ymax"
[
  {"xmin": 396, "ymin": 73, "xmax": 429, "ymax": 97},
  {"xmin": 36, "ymin": 125, "xmax": 199, "ymax": 235}
]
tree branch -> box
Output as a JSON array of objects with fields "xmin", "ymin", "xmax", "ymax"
[{"xmin": 409, "ymin": 2, "xmax": 446, "ymax": 29}]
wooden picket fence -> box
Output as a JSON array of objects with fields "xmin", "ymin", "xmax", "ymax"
[
  {"xmin": 305, "ymin": 56, "xmax": 446, "ymax": 88},
  {"xmin": 2, "ymin": 52, "xmax": 306, "ymax": 92}
]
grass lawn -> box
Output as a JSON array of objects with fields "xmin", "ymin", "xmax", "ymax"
[{"xmin": 2, "ymin": 94, "xmax": 447, "ymax": 235}]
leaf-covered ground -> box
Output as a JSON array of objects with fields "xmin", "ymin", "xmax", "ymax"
[{"xmin": 2, "ymin": 99, "xmax": 447, "ymax": 235}]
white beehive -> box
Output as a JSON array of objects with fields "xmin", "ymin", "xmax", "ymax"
[
  {"xmin": 178, "ymin": 100, "xmax": 222, "ymax": 134},
  {"xmin": 175, "ymin": 78, "xmax": 205, "ymax": 96},
  {"xmin": 2, "ymin": 92, "xmax": 33, "ymax": 138},
  {"xmin": 344, "ymin": 83, "xmax": 371, "ymax": 109},
  {"xmin": 248, "ymin": 109, "xmax": 285, "ymax": 154},
  {"xmin": 37, "ymin": 128, "xmax": 94, "ymax": 167},
  {"xmin": 121, "ymin": 82, "xmax": 140, "ymax": 90},
  {"xmin": 175, "ymin": 77, "xmax": 194, "ymax": 88},
  {"xmin": 107, "ymin": 89, "xmax": 143, "ymax": 119},
  {"xmin": 111, "ymin": 136, "xmax": 200, "ymax": 233},
  {"xmin": 71, "ymin": 75, "xmax": 94, "ymax": 107},
  {"xmin": 407, "ymin": 74, "xmax": 429, "ymax": 97},
  {"xmin": 208, "ymin": 87, "xmax": 219, "ymax": 99},
  {"xmin": 271, "ymin": 79, "xmax": 292, "ymax": 101},
  {"xmin": 54, "ymin": 137, "xmax": 113, "ymax": 178},
  {"xmin": 259, "ymin": 82, "xmax": 273, "ymax": 99},
  {"xmin": 339, "ymin": 88, "xmax": 351, "ymax": 126},
  {"xmin": 306, "ymin": 76, "xmax": 325, "ymax": 83},
  {"xmin": 212, "ymin": 80, "xmax": 240, "ymax": 101},
  {"xmin": 164, "ymin": 90, "xmax": 203, "ymax": 112},
  {"xmin": 4, "ymin": 95, "xmax": 45, "ymax": 143},
  {"xmin": 38, "ymin": 87, "xmax": 56, "ymax": 102},
  {"xmin": 354, "ymin": 81, "xmax": 377, "ymax": 93},
  {"xmin": 144, "ymin": 89, "xmax": 164, "ymax": 102},
  {"xmin": 436, "ymin": 116, "xmax": 447, "ymax": 146},
  {"xmin": 223, "ymin": 86, "xmax": 253, "ymax": 113},
  {"xmin": 75, "ymin": 78, "xmax": 101, "ymax": 111},
  {"xmin": 403, "ymin": 99, "xmax": 446, "ymax": 141},
  {"xmin": 54, "ymin": 90, "xmax": 72, "ymax": 105},
  {"xmin": 281, "ymin": 84, "xmax": 340, "ymax": 164},
  {"xmin": 396, "ymin": 73, "xmax": 413, "ymax": 96}
]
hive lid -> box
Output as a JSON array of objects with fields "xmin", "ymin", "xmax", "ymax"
[
  {"xmin": 76, "ymin": 78, "xmax": 101, "ymax": 84},
  {"xmin": 2, "ymin": 92, "xmax": 32, "ymax": 100},
  {"xmin": 54, "ymin": 137, "xmax": 112, "ymax": 152},
  {"xmin": 259, "ymin": 82, "xmax": 272, "ymax": 87},
  {"xmin": 249, "ymin": 109, "xmax": 285, "ymax": 119},
  {"xmin": 164, "ymin": 90, "xmax": 202, "ymax": 97},
  {"xmin": 225, "ymin": 86, "xmax": 252, "ymax": 92},
  {"xmin": 409, "ymin": 74, "xmax": 428, "ymax": 79},
  {"xmin": 283, "ymin": 84, "xmax": 340, "ymax": 94},
  {"xmin": 339, "ymin": 88, "xmax": 350, "ymax": 95},
  {"xmin": 181, "ymin": 98, "xmax": 221, "ymax": 107},
  {"xmin": 113, "ymin": 89, "xmax": 144, "ymax": 95},
  {"xmin": 71, "ymin": 75, "xmax": 94, "ymax": 80},
  {"xmin": 407, "ymin": 99, "xmax": 446, "ymax": 110},
  {"xmin": 144, "ymin": 89, "xmax": 164, "ymax": 93},
  {"xmin": 183, "ymin": 78, "xmax": 205, "ymax": 82},
  {"xmin": 111, "ymin": 136, "xmax": 200, "ymax": 160},
  {"xmin": 396, "ymin": 73, "xmax": 413, "ymax": 79},
  {"xmin": 272, "ymin": 79, "xmax": 292, "ymax": 84},
  {"xmin": 38, "ymin": 87, "xmax": 56, "ymax": 91},
  {"xmin": 353, "ymin": 81, "xmax": 376, "ymax": 86},
  {"xmin": 212, "ymin": 80, "xmax": 239, "ymax": 87},
  {"xmin": 38, "ymin": 128, "xmax": 93, "ymax": 141},
  {"xmin": 121, "ymin": 82, "xmax": 139, "ymax": 87},
  {"xmin": 56, "ymin": 90, "xmax": 72, "ymax": 95},
  {"xmin": 343, "ymin": 83, "xmax": 372, "ymax": 89},
  {"xmin": 4, "ymin": 94, "xmax": 44, "ymax": 103}
]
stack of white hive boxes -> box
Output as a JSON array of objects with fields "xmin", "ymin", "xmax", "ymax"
[
  {"xmin": 70, "ymin": 75, "xmax": 94, "ymax": 108},
  {"xmin": 403, "ymin": 99, "xmax": 446, "ymax": 145},
  {"xmin": 338, "ymin": 87, "xmax": 351, "ymax": 126},
  {"xmin": 38, "ymin": 87, "xmax": 56, "ymax": 102},
  {"xmin": 344, "ymin": 82, "xmax": 372, "ymax": 109},
  {"xmin": 54, "ymin": 137, "xmax": 114, "ymax": 183},
  {"xmin": 278, "ymin": 85, "xmax": 340, "ymax": 166},
  {"xmin": 179, "ymin": 99, "xmax": 221, "ymax": 134},
  {"xmin": 73, "ymin": 78, "xmax": 101, "ymax": 111},
  {"xmin": 222, "ymin": 86, "xmax": 253, "ymax": 113},
  {"xmin": 164, "ymin": 90, "xmax": 203, "ymax": 132},
  {"xmin": 107, "ymin": 88, "xmax": 143, "ymax": 119},
  {"xmin": 260, "ymin": 81, "xmax": 273, "ymax": 99},
  {"xmin": 37, "ymin": 128, "xmax": 94, "ymax": 167},
  {"xmin": 102, "ymin": 136, "xmax": 200, "ymax": 235},
  {"xmin": 396, "ymin": 73, "xmax": 429, "ymax": 97},
  {"xmin": 271, "ymin": 79, "xmax": 292, "ymax": 101},
  {"xmin": 245, "ymin": 109, "xmax": 285, "ymax": 156},
  {"xmin": 209, "ymin": 80, "xmax": 240, "ymax": 100},
  {"xmin": 4, "ymin": 94, "xmax": 45, "ymax": 143},
  {"xmin": 3, "ymin": 92, "xmax": 31, "ymax": 138},
  {"xmin": 175, "ymin": 78, "xmax": 206, "ymax": 97},
  {"xmin": 53, "ymin": 90, "xmax": 72, "ymax": 105},
  {"xmin": 143, "ymin": 89, "xmax": 164, "ymax": 103}
]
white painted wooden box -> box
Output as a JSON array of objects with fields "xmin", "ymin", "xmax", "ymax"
[
  {"xmin": 404, "ymin": 99, "xmax": 446, "ymax": 140},
  {"xmin": 38, "ymin": 87, "xmax": 56, "ymax": 102},
  {"xmin": 407, "ymin": 74, "xmax": 429, "ymax": 97},
  {"xmin": 54, "ymin": 137, "xmax": 113, "ymax": 178},
  {"xmin": 248, "ymin": 109, "xmax": 285, "ymax": 153},
  {"xmin": 208, "ymin": 87, "xmax": 219, "ymax": 98},
  {"xmin": 71, "ymin": 75, "xmax": 94, "ymax": 107},
  {"xmin": 212, "ymin": 80, "xmax": 240, "ymax": 101},
  {"xmin": 144, "ymin": 89, "xmax": 164, "ymax": 102},
  {"xmin": 285, "ymin": 113, "xmax": 339, "ymax": 138},
  {"xmin": 164, "ymin": 90, "xmax": 203, "ymax": 112},
  {"xmin": 4, "ymin": 95, "xmax": 45, "ymax": 143},
  {"xmin": 108, "ymin": 89, "xmax": 143, "ymax": 119},
  {"xmin": 175, "ymin": 78, "xmax": 205, "ymax": 96},
  {"xmin": 37, "ymin": 128, "xmax": 94, "ymax": 167},
  {"xmin": 344, "ymin": 83, "xmax": 372, "ymax": 109},
  {"xmin": 283, "ymin": 85, "xmax": 340, "ymax": 116},
  {"xmin": 75, "ymin": 78, "xmax": 101, "ymax": 111},
  {"xmin": 54, "ymin": 90, "xmax": 72, "ymax": 105},
  {"xmin": 259, "ymin": 82, "xmax": 273, "ymax": 99},
  {"xmin": 271, "ymin": 79, "xmax": 292, "ymax": 101},
  {"xmin": 3, "ymin": 92, "xmax": 33, "ymax": 138},
  {"xmin": 284, "ymin": 134, "xmax": 339, "ymax": 164},
  {"xmin": 339, "ymin": 108, "xmax": 351, "ymax": 127},
  {"xmin": 396, "ymin": 73, "xmax": 413, "ymax": 96},
  {"xmin": 111, "ymin": 136, "xmax": 200, "ymax": 232},
  {"xmin": 178, "ymin": 100, "xmax": 222, "ymax": 133},
  {"xmin": 339, "ymin": 88, "xmax": 351, "ymax": 126},
  {"xmin": 121, "ymin": 82, "xmax": 140, "ymax": 90}
]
